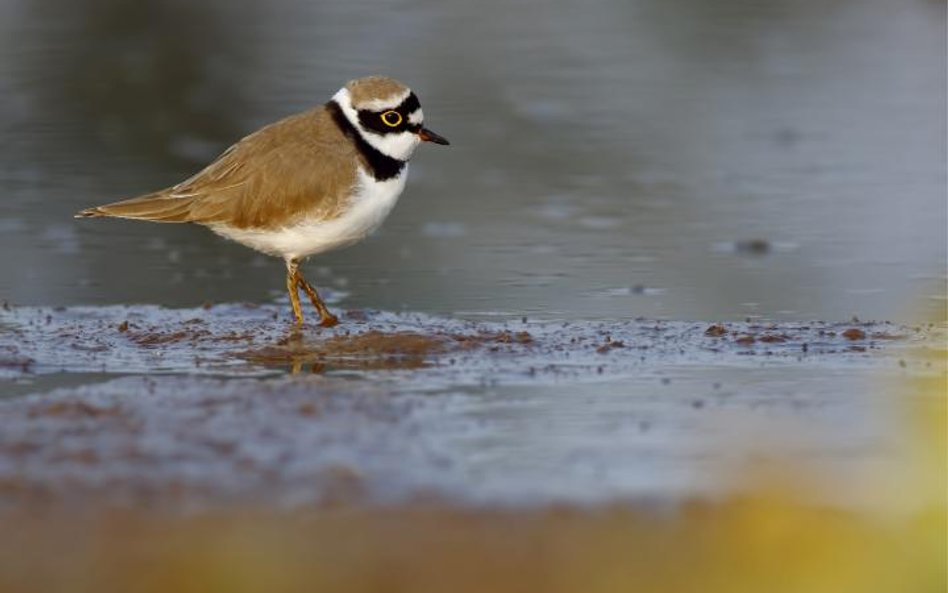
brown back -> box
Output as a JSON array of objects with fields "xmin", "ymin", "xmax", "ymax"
[{"xmin": 79, "ymin": 106, "xmax": 359, "ymax": 230}]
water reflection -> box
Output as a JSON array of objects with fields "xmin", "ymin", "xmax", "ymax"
[{"xmin": 0, "ymin": 0, "xmax": 943, "ymax": 322}]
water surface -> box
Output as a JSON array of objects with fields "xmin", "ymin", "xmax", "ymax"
[{"xmin": 0, "ymin": 0, "xmax": 944, "ymax": 321}]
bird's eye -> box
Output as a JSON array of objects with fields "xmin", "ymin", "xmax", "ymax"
[{"xmin": 380, "ymin": 111, "xmax": 402, "ymax": 127}]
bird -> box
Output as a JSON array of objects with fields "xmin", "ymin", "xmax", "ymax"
[{"xmin": 76, "ymin": 76, "xmax": 449, "ymax": 327}]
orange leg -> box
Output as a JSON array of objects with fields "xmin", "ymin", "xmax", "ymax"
[
  {"xmin": 298, "ymin": 274, "xmax": 339, "ymax": 327},
  {"xmin": 285, "ymin": 260, "xmax": 304, "ymax": 325},
  {"xmin": 286, "ymin": 258, "xmax": 338, "ymax": 327}
]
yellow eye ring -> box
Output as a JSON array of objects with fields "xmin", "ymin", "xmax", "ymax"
[{"xmin": 381, "ymin": 110, "xmax": 402, "ymax": 127}]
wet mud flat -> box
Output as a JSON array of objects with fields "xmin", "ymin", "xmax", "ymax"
[
  {"xmin": 0, "ymin": 303, "xmax": 942, "ymax": 512},
  {"xmin": 0, "ymin": 304, "xmax": 944, "ymax": 592},
  {"xmin": 0, "ymin": 303, "xmax": 927, "ymax": 379}
]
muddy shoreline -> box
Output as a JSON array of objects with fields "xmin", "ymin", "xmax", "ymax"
[
  {"xmin": 1, "ymin": 303, "xmax": 926, "ymax": 379},
  {"xmin": 0, "ymin": 304, "xmax": 941, "ymax": 513}
]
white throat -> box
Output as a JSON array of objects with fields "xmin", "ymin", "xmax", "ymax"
[{"xmin": 332, "ymin": 87, "xmax": 421, "ymax": 161}]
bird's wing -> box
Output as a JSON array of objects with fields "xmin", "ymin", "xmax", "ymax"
[{"xmin": 76, "ymin": 107, "xmax": 358, "ymax": 229}]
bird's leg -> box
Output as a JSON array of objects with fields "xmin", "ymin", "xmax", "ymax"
[
  {"xmin": 285, "ymin": 258, "xmax": 305, "ymax": 325},
  {"xmin": 296, "ymin": 270, "xmax": 339, "ymax": 328}
]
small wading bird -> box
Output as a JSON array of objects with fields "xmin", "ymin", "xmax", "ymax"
[{"xmin": 77, "ymin": 76, "xmax": 449, "ymax": 327}]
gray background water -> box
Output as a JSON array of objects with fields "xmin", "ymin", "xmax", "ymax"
[{"xmin": 0, "ymin": 0, "xmax": 945, "ymax": 322}]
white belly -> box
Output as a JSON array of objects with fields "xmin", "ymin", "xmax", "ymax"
[{"xmin": 210, "ymin": 166, "xmax": 407, "ymax": 261}]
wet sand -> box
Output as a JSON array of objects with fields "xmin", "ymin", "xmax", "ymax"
[{"xmin": 0, "ymin": 303, "xmax": 941, "ymax": 511}]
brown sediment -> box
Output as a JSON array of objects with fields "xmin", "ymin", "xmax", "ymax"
[
  {"xmin": 127, "ymin": 326, "xmax": 257, "ymax": 346},
  {"xmin": 842, "ymin": 328, "xmax": 867, "ymax": 340},
  {"xmin": 237, "ymin": 330, "xmax": 450, "ymax": 371},
  {"xmin": 450, "ymin": 330, "xmax": 534, "ymax": 349},
  {"xmin": 0, "ymin": 352, "xmax": 32, "ymax": 371},
  {"xmin": 129, "ymin": 329, "xmax": 212, "ymax": 346},
  {"xmin": 869, "ymin": 332, "xmax": 907, "ymax": 340},
  {"xmin": 28, "ymin": 401, "xmax": 120, "ymax": 419},
  {"xmin": 237, "ymin": 329, "xmax": 538, "ymax": 371},
  {"xmin": 322, "ymin": 331, "xmax": 448, "ymax": 357},
  {"xmin": 209, "ymin": 331, "xmax": 257, "ymax": 343},
  {"xmin": 491, "ymin": 330, "xmax": 534, "ymax": 345}
]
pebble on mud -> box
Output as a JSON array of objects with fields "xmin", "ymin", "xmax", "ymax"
[
  {"xmin": 841, "ymin": 328, "xmax": 867, "ymax": 341},
  {"xmin": 494, "ymin": 331, "xmax": 533, "ymax": 345},
  {"xmin": 596, "ymin": 340, "xmax": 625, "ymax": 354},
  {"xmin": 704, "ymin": 324, "xmax": 727, "ymax": 337}
]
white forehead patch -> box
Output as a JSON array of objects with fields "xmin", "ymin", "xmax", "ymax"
[
  {"xmin": 408, "ymin": 109, "xmax": 424, "ymax": 124},
  {"xmin": 356, "ymin": 88, "xmax": 411, "ymax": 112}
]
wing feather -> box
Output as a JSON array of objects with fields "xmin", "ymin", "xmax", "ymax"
[{"xmin": 76, "ymin": 106, "xmax": 358, "ymax": 229}]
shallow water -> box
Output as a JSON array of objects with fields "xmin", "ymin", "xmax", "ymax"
[{"xmin": 0, "ymin": 0, "xmax": 944, "ymax": 321}]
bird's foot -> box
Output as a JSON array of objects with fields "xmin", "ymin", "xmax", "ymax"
[{"xmin": 318, "ymin": 313, "xmax": 339, "ymax": 328}]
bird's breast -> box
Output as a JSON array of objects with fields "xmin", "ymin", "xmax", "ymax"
[{"xmin": 334, "ymin": 164, "xmax": 407, "ymax": 238}]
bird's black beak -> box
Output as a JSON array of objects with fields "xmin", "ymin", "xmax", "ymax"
[{"xmin": 418, "ymin": 127, "xmax": 450, "ymax": 145}]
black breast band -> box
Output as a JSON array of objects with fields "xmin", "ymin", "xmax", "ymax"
[{"xmin": 327, "ymin": 100, "xmax": 406, "ymax": 181}]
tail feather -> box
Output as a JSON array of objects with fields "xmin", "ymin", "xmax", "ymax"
[{"xmin": 75, "ymin": 192, "xmax": 196, "ymax": 223}]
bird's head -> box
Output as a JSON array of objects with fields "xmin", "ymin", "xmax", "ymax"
[{"xmin": 331, "ymin": 76, "xmax": 449, "ymax": 162}]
